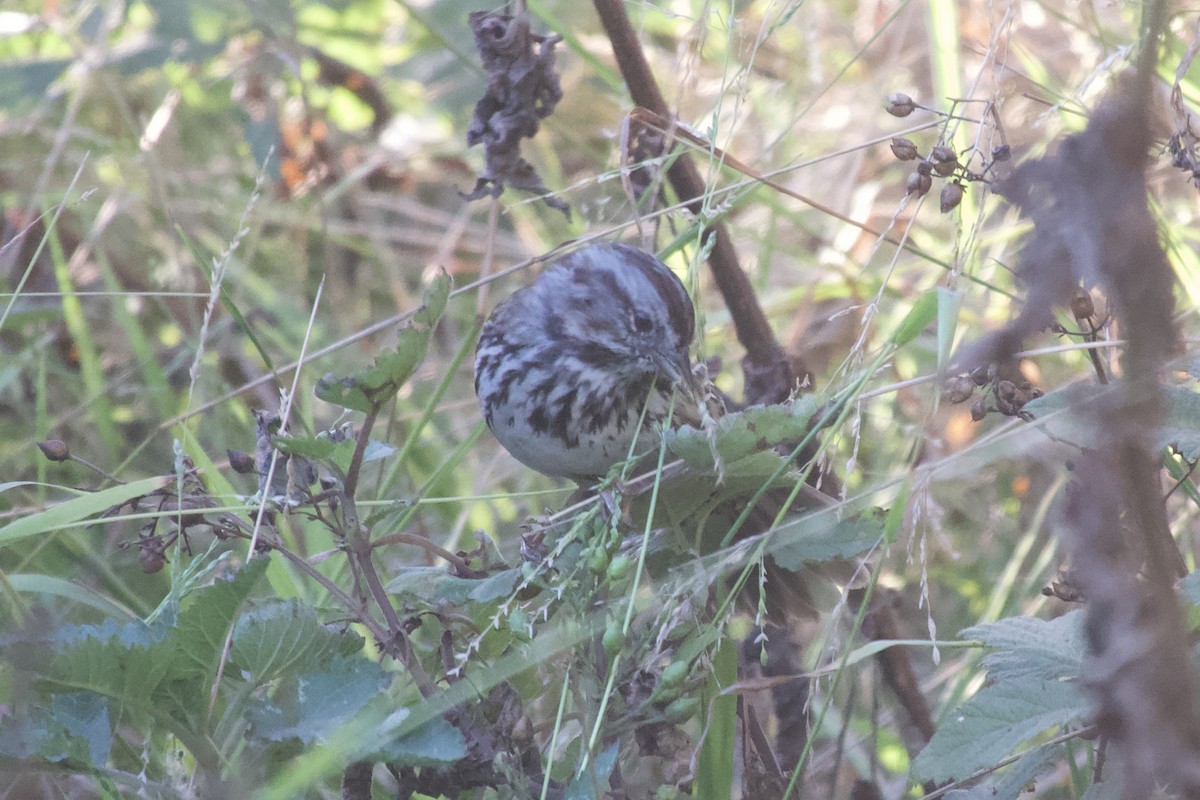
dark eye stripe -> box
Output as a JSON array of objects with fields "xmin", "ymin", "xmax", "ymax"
[{"xmin": 610, "ymin": 243, "xmax": 695, "ymax": 347}]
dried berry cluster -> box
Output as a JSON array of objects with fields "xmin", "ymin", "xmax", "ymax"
[
  {"xmin": 885, "ymin": 92, "xmax": 1011, "ymax": 213},
  {"xmin": 942, "ymin": 363, "xmax": 1043, "ymax": 422}
]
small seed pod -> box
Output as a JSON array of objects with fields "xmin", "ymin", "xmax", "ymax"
[
  {"xmin": 890, "ymin": 137, "xmax": 919, "ymax": 161},
  {"xmin": 970, "ymin": 398, "xmax": 987, "ymax": 421},
  {"xmin": 227, "ymin": 449, "xmax": 255, "ymax": 474},
  {"xmin": 994, "ymin": 380, "xmax": 1027, "ymax": 416},
  {"xmin": 943, "ymin": 374, "xmax": 975, "ymax": 404},
  {"xmin": 933, "ymin": 160, "xmax": 957, "ymax": 177},
  {"xmin": 991, "ymin": 144, "xmax": 1011, "ymax": 162},
  {"xmin": 906, "ymin": 171, "xmax": 933, "ymax": 197},
  {"xmin": 886, "ymin": 92, "xmax": 916, "ymax": 117},
  {"xmin": 37, "ymin": 439, "xmax": 70, "ymax": 462},
  {"xmin": 137, "ymin": 535, "xmax": 168, "ymax": 574},
  {"xmin": 916, "ymin": 159, "xmax": 934, "ymax": 176},
  {"xmin": 1071, "ymin": 288, "xmax": 1095, "ymax": 321},
  {"xmin": 930, "ymin": 145, "xmax": 956, "ymax": 163},
  {"xmin": 969, "ymin": 364, "xmax": 992, "ymax": 386},
  {"xmin": 940, "ymin": 181, "xmax": 964, "ymax": 213}
]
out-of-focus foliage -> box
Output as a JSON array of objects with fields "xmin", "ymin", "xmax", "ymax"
[{"xmin": 3, "ymin": 0, "xmax": 1200, "ymax": 797}]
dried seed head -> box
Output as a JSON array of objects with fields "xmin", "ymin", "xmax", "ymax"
[
  {"xmin": 930, "ymin": 145, "xmax": 956, "ymax": 163},
  {"xmin": 886, "ymin": 93, "xmax": 916, "ymax": 117},
  {"xmin": 943, "ymin": 374, "xmax": 975, "ymax": 404},
  {"xmin": 991, "ymin": 144, "xmax": 1011, "ymax": 162},
  {"xmin": 969, "ymin": 364, "xmax": 992, "ymax": 386},
  {"xmin": 906, "ymin": 171, "xmax": 933, "ymax": 197},
  {"xmin": 1071, "ymin": 288, "xmax": 1095, "ymax": 321},
  {"xmin": 38, "ymin": 439, "xmax": 70, "ymax": 462},
  {"xmin": 916, "ymin": 159, "xmax": 934, "ymax": 176},
  {"xmin": 933, "ymin": 159, "xmax": 958, "ymax": 177},
  {"xmin": 940, "ymin": 181, "xmax": 964, "ymax": 212},
  {"xmin": 227, "ymin": 449, "xmax": 255, "ymax": 474},
  {"xmin": 890, "ymin": 137, "xmax": 919, "ymax": 161},
  {"xmin": 138, "ymin": 536, "xmax": 168, "ymax": 574}
]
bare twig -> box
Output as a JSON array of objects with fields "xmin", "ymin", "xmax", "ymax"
[{"xmin": 592, "ymin": 0, "xmax": 793, "ymax": 404}]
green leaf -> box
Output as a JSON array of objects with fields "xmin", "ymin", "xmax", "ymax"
[
  {"xmin": 1025, "ymin": 383, "xmax": 1200, "ymax": 459},
  {"xmin": 913, "ymin": 612, "xmax": 1090, "ymax": 783},
  {"xmin": 565, "ymin": 742, "xmax": 619, "ymax": 800},
  {"xmin": 271, "ymin": 435, "xmax": 338, "ymax": 461},
  {"xmin": 912, "ymin": 678, "xmax": 1087, "ymax": 783},
  {"xmin": 891, "ymin": 289, "xmax": 939, "ymax": 347},
  {"xmin": 960, "ymin": 612, "xmax": 1085, "ymax": 683},
  {"xmin": 696, "ymin": 637, "xmax": 737, "ymax": 800},
  {"xmin": 666, "ymin": 399, "xmax": 820, "ymax": 477},
  {"xmin": 941, "ymin": 743, "xmax": 1060, "ymax": 800},
  {"xmin": 0, "ymin": 476, "xmax": 170, "ymax": 547},
  {"xmin": 231, "ymin": 600, "xmax": 361, "ymax": 685},
  {"xmin": 316, "ymin": 327, "xmax": 429, "ymax": 413},
  {"xmin": 936, "ymin": 287, "xmax": 962, "ymax": 370},
  {"xmin": 769, "ymin": 508, "xmax": 886, "ymax": 569},
  {"xmin": 49, "ymin": 692, "xmax": 111, "ymax": 766},
  {"xmin": 174, "ymin": 556, "xmax": 270, "ymax": 679},
  {"xmin": 245, "ymin": 653, "xmax": 389, "ymax": 744},
  {"xmin": 314, "ymin": 270, "xmax": 450, "ymax": 413},
  {"xmin": 41, "ymin": 618, "xmax": 176, "ymax": 711},
  {"xmin": 370, "ymin": 712, "xmax": 467, "ymax": 767},
  {"xmin": 386, "ymin": 567, "xmax": 521, "ymax": 608},
  {"xmin": 6, "ymin": 574, "xmax": 138, "ymax": 620},
  {"xmin": 413, "ymin": 270, "xmax": 452, "ymax": 327},
  {"xmin": 0, "ymin": 692, "xmax": 112, "ymax": 768}
]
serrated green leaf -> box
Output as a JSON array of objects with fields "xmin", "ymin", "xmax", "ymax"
[
  {"xmin": 42, "ymin": 618, "xmax": 175, "ymax": 710},
  {"xmin": 961, "ymin": 612, "xmax": 1085, "ymax": 683},
  {"xmin": 413, "ymin": 270, "xmax": 451, "ymax": 327},
  {"xmin": 174, "ymin": 557, "xmax": 270, "ymax": 679},
  {"xmin": 316, "ymin": 327, "xmax": 430, "ymax": 413},
  {"xmin": 941, "ymin": 743, "xmax": 1060, "ymax": 800},
  {"xmin": 231, "ymin": 600, "xmax": 360, "ymax": 685},
  {"xmin": 914, "ymin": 611, "xmax": 1090, "ymax": 783},
  {"xmin": 386, "ymin": 567, "xmax": 521, "ymax": 608},
  {"xmin": 769, "ymin": 508, "xmax": 886, "ymax": 569},
  {"xmin": 49, "ymin": 692, "xmax": 111, "ymax": 767},
  {"xmin": 245, "ymin": 653, "xmax": 389, "ymax": 744},
  {"xmin": 913, "ymin": 678, "xmax": 1088, "ymax": 782},
  {"xmin": 1025, "ymin": 383, "xmax": 1200, "ymax": 459},
  {"xmin": 666, "ymin": 400, "xmax": 820, "ymax": 477},
  {"xmin": 370, "ymin": 712, "xmax": 466, "ymax": 767}
]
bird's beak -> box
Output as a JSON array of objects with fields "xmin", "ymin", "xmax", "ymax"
[{"xmin": 658, "ymin": 351, "xmax": 700, "ymax": 398}]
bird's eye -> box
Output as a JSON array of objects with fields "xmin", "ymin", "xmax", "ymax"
[{"xmin": 632, "ymin": 313, "xmax": 654, "ymax": 333}]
